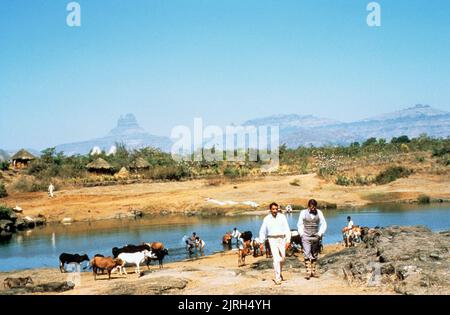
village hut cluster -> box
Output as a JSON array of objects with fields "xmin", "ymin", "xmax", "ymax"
[
  {"xmin": 86, "ymin": 157, "xmax": 150, "ymax": 177},
  {"xmin": 3, "ymin": 149, "xmax": 152, "ymax": 179}
]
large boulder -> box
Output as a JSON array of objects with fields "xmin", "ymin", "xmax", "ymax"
[
  {"xmin": 0, "ymin": 219, "xmax": 15, "ymax": 232},
  {"xmin": 2, "ymin": 281, "xmax": 75, "ymax": 295},
  {"xmin": 320, "ymin": 225, "xmax": 449, "ymax": 295}
]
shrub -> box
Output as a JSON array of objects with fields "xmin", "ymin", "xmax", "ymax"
[
  {"xmin": 362, "ymin": 137, "xmax": 377, "ymax": 146},
  {"xmin": 391, "ymin": 135, "xmax": 410, "ymax": 144},
  {"xmin": 223, "ymin": 167, "xmax": 240, "ymax": 179},
  {"xmin": 432, "ymin": 145, "xmax": 450, "ymax": 157},
  {"xmin": 374, "ymin": 166, "xmax": 412, "ymax": 185},
  {"xmin": 400, "ymin": 143, "xmax": 409, "ymax": 153},
  {"xmin": 0, "ymin": 182, "xmax": 7, "ymax": 198},
  {"xmin": 415, "ymin": 156, "xmax": 425, "ymax": 163},
  {"xmin": 0, "ymin": 205, "xmax": 13, "ymax": 220},
  {"xmin": 318, "ymin": 167, "xmax": 336, "ymax": 178},
  {"xmin": 355, "ymin": 175, "xmax": 371, "ymax": 185},
  {"xmin": 335, "ymin": 175, "xmax": 352, "ymax": 186},
  {"xmin": 12, "ymin": 177, "xmax": 47, "ymax": 192},
  {"xmin": 335, "ymin": 174, "xmax": 370, "ymax": 186},
  {"xmin": 418, "ymin": 194, "xmax": 430, "ymax": 204},
  {"xmin": 12, "ymin": 177, "xmax": 33, "ymax": 192},
  {"xmin": 0, "ymin": 161, "xmax": 9, "ymax": 171}
]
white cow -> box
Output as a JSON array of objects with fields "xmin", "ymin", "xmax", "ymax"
[{"xmin": 117, "ymin": 250, "xmax": 156, "ymax": 274}]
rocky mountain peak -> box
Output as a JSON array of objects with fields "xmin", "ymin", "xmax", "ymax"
[{"xmin": 108, "ymin": 113, "xmax": 146, "ymax": 136}]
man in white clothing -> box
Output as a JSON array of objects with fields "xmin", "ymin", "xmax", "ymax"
[
  {"xmin": 231, "ymin": 227, "xmax": 241, "ymax": 245},
  {"xmin": 259, "ymin": 202, "xmax": 291, "ymax": 285},
  {"xmin": 297, "ymin": 199, "xmax": 327, "ymax": 279},
  {"xmin": 347, "ymin": 216, "xmax": 354, "ymax": 229},
  {"xmin": 48, "ymin": 183, "xmax": 55, "ymax": 198}
]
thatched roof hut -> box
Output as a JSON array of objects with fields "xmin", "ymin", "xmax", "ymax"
[
  {"xmin": 129, "ymin": 157, "xmax": 150, "ymax": 172},
  {"xmin": 86, "ymin": 158, "xmax": 113, "ymax": 174},
  {"xmin": 11, "ymin": 149, "xmax": 36, "ymax": 169}
]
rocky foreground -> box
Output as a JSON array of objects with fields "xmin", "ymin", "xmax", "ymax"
[
  {"xmin": 1, "ymin": 226, "xmax": 448, "ymax": 295},
  {"xmin": 320, "ymin": 225, "xmax": 450, "ymax": 295}
]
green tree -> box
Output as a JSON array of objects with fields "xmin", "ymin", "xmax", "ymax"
[
  {"xmin": 362, "ymin": 137, "xmax": 377, "ymax": 146},
  {"xmin": 391, "ymin": 135, "xmax": 410, "ymax": 144},
  {"xmin": 0, "ymin": 182, "xmax": 7, "ymax": 198}
]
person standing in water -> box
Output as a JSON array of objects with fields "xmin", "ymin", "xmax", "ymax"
[
  {"xmin": 259, "ymin": 202, "xmax": 291, "ymax": 285},
  {"xmin": 347, "ymin": 216, "xmax": 354, "ymax": 229},
  {"xmin": 231, "ymin": 227, "xmax": 241, "ymax": 245},
  {"xmin": 297, "ymin": 199, "xmax": 327, "ymax": 280}
]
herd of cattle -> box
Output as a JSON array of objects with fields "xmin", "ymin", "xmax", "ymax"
[
  {"xmin": 2, "ymin": 225, "xmax": 368, "ymax": 289},
  {"xmin": 58, "ymin": 242, "xmax": 169, "ymax": 280}
]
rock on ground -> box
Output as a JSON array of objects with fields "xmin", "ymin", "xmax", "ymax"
[{"xmin": 320, "ymin": 226, "xmax": 450, "ymax": 295}]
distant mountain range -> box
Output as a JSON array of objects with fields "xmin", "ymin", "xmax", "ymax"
[
  {"xmin": 55, "ymin": 114, "xmax": 173, "ymax": 155},
  {"xmin": 2, "ymin": 104, "xmax": 449, "ymax": 156},
  {"xmin": 244, "ymin": 104, "xmax": 450, "ymax": 147}
]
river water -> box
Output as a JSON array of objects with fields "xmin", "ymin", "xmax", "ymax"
[{"xmin": 0, "ymin": 203, "xmax": 449, "ymax": 271}]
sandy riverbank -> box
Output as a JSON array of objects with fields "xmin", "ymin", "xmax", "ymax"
[
  {"xmin": 0, "ymin": 244, "xmax": 390, "ymax": 295},
  {"xmin": 3, "ymin": 226, "xmax": 448, "ymax": 295},
  {"xmin": 2, "ymin": 173, "xmax": 450, "ymax": 224}
]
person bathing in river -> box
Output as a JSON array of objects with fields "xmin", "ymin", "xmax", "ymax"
[
  {"xmin": 297, "ymin": 199, "xmax": 327, "ymax": 280},
  {"xmin": 259, "ymin": 202, "xmax": 291, "ymax": 285},
  {"xmin": 347, "ymin": 216, "xmax": 354, "ymax": 229},
  {"xmin": 195, "ymin": 237, "xmax": 205, "ymax": 251},
  {"xmin": 231, "ymin": 227, "xmax": 241, "ymax": 245}
]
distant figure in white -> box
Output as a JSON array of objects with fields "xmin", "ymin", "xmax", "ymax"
[
  {"xmin": 259, "ymin": 202, "xmax": 291, "ymax": 285},
  {"xmin": 285, "ymin": 205, "xmax": 293, "ymax": 214},
  {"xmin": 231, "ymin": 227, "xmax": 241, "ymax": 245},
  {"xmin": 48, "ymin": 183, "xmax": 55, "ymax": 198},
  {"xmin": 347, "ymin": 216, "xmax": 354, "ymax": 229},
  {"xmin": 195, "ymin": 237, "xmax": 206, "ymax": 251}
]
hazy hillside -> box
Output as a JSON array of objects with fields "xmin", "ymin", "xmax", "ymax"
[
  {"xmin": 43, "ymin": 104, "xmax": 450, "ymax": 154},
  {"xmin": 244, "ymin": 104, "xmax": 450, "ymax": 147},
  {"xmin": 55, "ymin": 114, "xmax": 173, "ymax": 156}
]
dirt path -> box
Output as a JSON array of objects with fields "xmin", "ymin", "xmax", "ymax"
[
  {"xmin": 3, "ymin": 173, "xmax": 450, "ymax": 223},
  {"xmin": 0, "ymin": 245, "xmax": 392, "ymax": 295}
]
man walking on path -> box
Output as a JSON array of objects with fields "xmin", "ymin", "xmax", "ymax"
[
  {"xmin": 259, "ymin": 202, "xmax": 291, "ymax": 285},
  {"xmin": 297, "ymin": 199, "xmax": 327, "ymax": 280},
  {"xmin": 48, "ymin": 183, "xmax": 55, "ymax": 198}
]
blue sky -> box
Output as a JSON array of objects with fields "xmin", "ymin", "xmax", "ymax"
[{"xmin": 0, "ymin": 0, "xmax": 449, "ymax": 150}]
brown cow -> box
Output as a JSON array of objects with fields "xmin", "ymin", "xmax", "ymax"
[
  {"xmin": 145, "ymin": 242, "xmax": 165, "ymax": 251},
  {"xmin": 265, "ymin": 239, "xmax": 272, "ymax": 258},
  {"xmin": 222, "ymin": 232, "xmax": 232, "ymax": 247},
  {"xmin": 90, "ymin": 256, "xmax": 123, "ymax": 280},
  {"xmin": 238, "ymin": 240, "xmax": 252, "ymax": 267}
]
